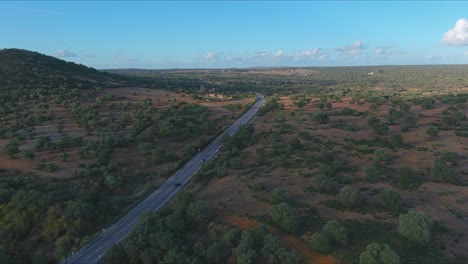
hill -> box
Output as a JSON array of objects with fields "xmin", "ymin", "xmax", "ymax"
[{"xmin": 0, "ymin": 48, "xmax": 127, "ymax": 91}]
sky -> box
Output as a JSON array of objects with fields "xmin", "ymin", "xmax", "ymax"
[{"xmin": 1, "ymin": 1, "xmax": 468, "ymax": 69}]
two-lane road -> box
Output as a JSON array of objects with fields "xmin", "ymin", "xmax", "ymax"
[{"xmin": 62, "ymin": 93, "xmax": 265, "ymax": 264}]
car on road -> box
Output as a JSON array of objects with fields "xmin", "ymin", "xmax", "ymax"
[
  {"xmin": 174, "ymin": 183, "xmax": 182, "ymax": 187},
  {"xmin": 201, "ymin": 159, "xmax": 206, "ymax": 162}
]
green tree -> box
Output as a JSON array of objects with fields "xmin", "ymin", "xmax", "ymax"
[
  {"xmin": 378, "ymin": 189, "xmax": 401, "ymax": 212},
  {"xmin": 395, "ymin": 167, "xmax": 417, "ymax": 189},
  {"xmin": 365, "ymin": 165, "xmax": 382, "ymax": 182},
  {"xmin": 359, "ymin": 243, "xmax": 400, "ymax": 264},
  {"xmin": 403, "ymin": 114, "xmax": 419, "ymax": 128},
  {"xmin": 431, "ymin": 161, "xmax": 457, "ymax": 184},
  {"xmin": 187, "ymin": 200, "xmax": 211, "ymax": 225},
  {"xmin": 311, "ymin": 174, "xmax": 332, "ymax": 193},
  {"xmin": 322, "ymin": 220, "xmax": 348, "ymax": 245},
  {"xmin": 399, "ymin": 211, "xmax": 433, "ymax": 245},
  {"xmin": 268, "ymin": 188, "xmax": 286, "ymax": 205},
  {"xmin": 104, "ymin": 174, "xmax": 122, "ymax": 190},
  {"xmin": 309, "ymin": 232, "xmax": 332, "ymax": 254},
  {"xmin": 2, "ymin": 138, "xmax": 20, "ymax": 158},
  {"xmin": 371, "ymin": 122, "xmax": 389, "ymax": 135},
  {"xmin": 312, "ymin": 112, "xmax": 329, "ymax": 124},
  {"xmin": 269, "ymin": 203, "xmax": 301, "ymax": 233},
  {"xmin": 20, "ymin": 150, "xmax": 35, "ymax": 160},
  {"xmin": 338, "ymin": 186, "xmax": 361, "ymax": 208}
]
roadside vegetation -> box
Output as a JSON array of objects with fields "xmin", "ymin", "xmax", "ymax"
[{"xmin": 1, "ymin": 49, "xmax": 467, "ymax": 263}]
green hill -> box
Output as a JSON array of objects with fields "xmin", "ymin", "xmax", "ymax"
[{"xmin": 0, "ymin": 48, "xmax": 127, "ymax": 91}]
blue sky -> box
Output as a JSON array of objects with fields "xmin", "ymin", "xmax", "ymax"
[{"xmin": 1, "ymin": 1, "xmax": 468, "ymax": 69}]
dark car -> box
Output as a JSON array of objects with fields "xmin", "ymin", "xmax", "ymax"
[
  {"xmin": 201, "ymin": 159, "xmax": 206, "ymax": 162},
  {"xmin": 174, "ymin": 183, "xmax": 182, "ymax": 187}
]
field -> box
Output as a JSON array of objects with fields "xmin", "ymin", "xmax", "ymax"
[
  {"xmin": 193, "ymin": 92, "xmax": 468, "ymax": 263},
  {"xmin": 1, "ymin": 49, "xmax": 467, "ymax": 264},
  {"xmin": 0, "ymin": 87, "xmax": 252, "ymax": 179}
]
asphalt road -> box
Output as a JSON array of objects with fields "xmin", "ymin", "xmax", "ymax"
[{"xmin": 62, "ymin": 93, "xmax": 265, "ymax": 264}]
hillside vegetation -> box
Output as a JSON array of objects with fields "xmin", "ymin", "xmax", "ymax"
[{"xmin": 0, "ymin": 49, "xmax": 250, "ymax": 263}]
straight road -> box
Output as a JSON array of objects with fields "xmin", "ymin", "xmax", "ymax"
[{"xmin": 62, "ymin": 93, "xmax": 265, "ymax": 264}]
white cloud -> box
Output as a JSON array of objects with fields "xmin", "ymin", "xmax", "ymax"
[
  {"xmin": 317, "ymin": 53, "xmax": 329, "ymax": 61},
  {"xmin": 375, "ymin": 45, "xmax": 397, "ymax": 55},
  {"xmin": 203, "ymin": 52, "xmax": 215, "ymax": 60},
  {"xmin": 51, "ymin": 49, "xmax": 77, "ymax": 58},
  {"xmin": 301, "ymin": 48, "xmax": 329, "ymax": 61},
  {"xmin": 441, "ymin": 18, "xmax": 468, "ymax": 46},
  {"xmin": 274, "ymin": 50, "xmax": 283, "ymax": 57},
  {"xmin": 335, "ymin": 40, "xmax": 366, "ymax": 55},
  {"xmin": 302, "ymin": 48, "xmax": 319, "ymax": 57}
]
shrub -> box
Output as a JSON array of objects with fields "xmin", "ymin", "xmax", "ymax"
[
  {"xmin": 309, "ymin": 232, "xmax": 332, "ymax": 254},
  {"xmin": 268, "ymin": 188, "xmax": 286, "ymax": 205},
  {"xmin": 373, "ymin": 149, "xmax": 390, "ymax": 167},
  {"xmin": 440, "ymin": 151, "xmax": 458, "ymax": 165},
  {"xmin": 338, "ymin": 186, "xmax": 361, "ymax": 208},
  {"xmin": 312, "ymin": 112, "xmax": 329, "ymax": 124},
  {"xmin": 368, "ymin": 116, "xmax": 381, "ymax": 126},
  {"xmin": 250, "ymin": 181, "xmax": 265, "ymax": 192},
  {"xmin": 378, "ymin": 189, "xmax": 401, "ymax": 211},
  {"xmin": 311, "ymin": 174, "xmax": 332, "ymax": 193},
  {"xmin": 359, "ymin": 243, "xmax": 400, "ymax": 264},
  {"xmin": 431, "ymin": 161, "xmax": 457, "ymax": 184},
  {"xmin": 399, "ymin": 211, "xmax": 433, "ymax": 245},
  {"xmin": 394, "ymin": 167, "xmax": 419, "ymax": 189},
  {"xmin": 371, "ymin": 122, "xmax": 389, "ymax": 135},
  {"xmin": 20, "ymin": 150, "xmax": 35, "ymax": 160},
  {"xmin": 426, "ymin": 125, "xmax": 439, "ymax": 137},
  {"xmin": 322, "ymin": 220, "xmax": 348, "ymax": 245},
  {"xmin": 269, "ymin": 203, "xmax": 301, "ymax": 233},
  {"xmin": 365, "ymin": 165, "xmax": 382, "ymax": 182},
  {"xmin": 403, "ymin": 114, "xmax": 419, "ymax": 127},
  {"xmin": 2, "ymin": 139, "xmax": 19, "ymax": 158}
]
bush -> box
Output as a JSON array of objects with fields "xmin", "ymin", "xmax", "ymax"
[
  {"xmin": 309, "ymin": 232, "xmax": 332, "ymax": 254},
  {"xmin": 269, "ymin": 203, "xmax": 301, "ymax": 233},
  {"xmin": 431, "ymin": 161, "xmax": 457, "ymax": 184},
  {"xmin": 2, "ymin": 139, "xmax": 19, "ymax": 158},
  {"xmin": 250, "ymin": 181, "xmax": 265, "ymax": 192},
  {"xmin": 268, "ymin": 188, "xmax": 286, "ymax": 205},
  {"xmin": 322, "ymin": 220, "xmax": 348, "ymax": 245},
  {"xmin": 371, "ymin": 122, "xmax": 389, "ymax": 135},
  {"xmin": 440, "ymin": 151, "xmax": 458, "ymax": 165},
  {"xmin": 365, "ymin": 165, "xmax": 382, "ymax": 182},
  {"xmin": 312, "ymin": 112, "xmax": 329, "ymax": 124},
  {"xmin": 394, "ymin": 167, "xmax": 418, "ymax": 189},
  {"xmin": 359, "ymin": 243, "xmax": 400, "ymax": 264},
  {"xmin": 403, "ymin": 114, "xmax": 418, "ymax": 127},
  {"xmin": 372, "ymin": 149, "xmax": 390, "ymax": 167},
  {"xmin": 20, "ymin": 150, "xmax": 35, "ymax": 160},
  {"xmin": 378, "ymin": 189, "xmax": 401, "ymax": 212},
  {"xmin": 310, "ymin": 174, "xmax": 332, "ymax": 193},
  {"xmin": 338, "ymin": 186, "xmax": 361, "ymax": 208},
  {"xmin": 426, "ymin": 125, "xmax": 439, "ymax": 137},
  {"xmin": 399, "ymin": 211, "xmax": 433, "ymax": 245}
]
